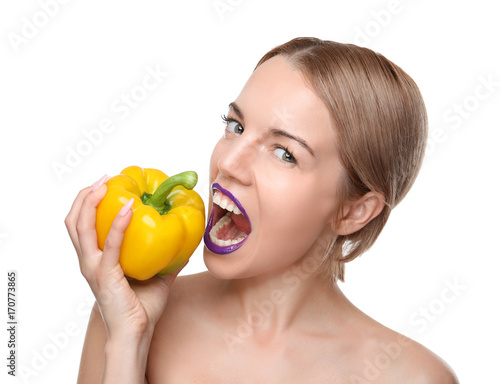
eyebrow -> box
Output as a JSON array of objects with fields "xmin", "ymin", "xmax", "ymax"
[
  {"xmin": 228, "ymin": 102, "xmax": 244, "ymax": 120},
  {"xmin": 270, "ymin": 128, "xmax": 314, "ymax": 156},
  {"xmin": 228, "ymin": 102, "xmax": 315, "ymax": 157}
]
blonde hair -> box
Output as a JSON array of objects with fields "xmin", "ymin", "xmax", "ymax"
[{"xmin": 256, "ymin": 37, "xmax": 428, "ymax": 282}]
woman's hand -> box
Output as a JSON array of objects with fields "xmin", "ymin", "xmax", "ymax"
[{"xmin": 65, "ymin": 175, "xmax": 184, "ymax": 341}]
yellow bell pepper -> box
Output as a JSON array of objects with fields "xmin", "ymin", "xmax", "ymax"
[{"xmin": 95, "ymin": 166, "xmax": 205, "ymax": 280}]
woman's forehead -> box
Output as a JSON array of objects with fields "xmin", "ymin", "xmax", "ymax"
[
  {"xmin": 233, "ymin": 56, "xmax": 337, "ymax": 150},
  {"xmin": 237, "ymin": 58, "xmax": 326, "ymax": 118}
]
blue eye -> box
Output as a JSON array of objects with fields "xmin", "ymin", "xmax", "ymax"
[
  {"xmin": 227, "ymin": 120, "xmax": 244, "ymax": 134},
  {"xmin": 274, "ymin": 146, "xmax": 296, "ymax": 164}
]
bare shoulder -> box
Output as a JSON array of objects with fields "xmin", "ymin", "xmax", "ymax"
[
  {"xmin": 388, "ymin": 334, "xmax": 459, "ymax": 384},
  {"xmin": 167, "ymin": 271, "xmax": 220, "ymax": 309},
  {"xmin": 147, "ymin": 271, "xmax": 224, "ymax": 382},
  {"xmin": 349, "ymin": 317, "xmax": 459, "ymax": 384},
  {"xmin": 154, "ymin": 270, "xmax": 222, "ymax": 331}
]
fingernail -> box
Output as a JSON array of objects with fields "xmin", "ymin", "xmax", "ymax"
[
  {"xmin": 92, "ymin": 174, "xmax": 109, "ymax": 192},
  {"xmin": 119, "ymin": 198, "xmax": 134, "ymax": 217}
]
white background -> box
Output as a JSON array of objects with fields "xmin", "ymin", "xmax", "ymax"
[{"xmin": 1, "ymin": 0, "xmax": 499, "ymax": 382}]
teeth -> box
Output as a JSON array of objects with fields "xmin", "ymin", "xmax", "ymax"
[
  {"xmin": 213, "ymin": 192, "xmax": 222, "ymax": 205},
  {"xmin": 213, "ymin": 190, "xmax": 243, "ymax": 215},
  {"xmin": 209, "ymin": 235, "xmax": 248, "ymax": 247},
  {"xmin": 209, "ymin": 212, "xmax": 247, "ymax": 247},
  {"xmin": 220, "ymin": 199, "xmax": 228, "ymax": 209}
]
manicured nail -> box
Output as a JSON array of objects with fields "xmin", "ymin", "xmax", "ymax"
[
  {"xmin": 92, "ymin": 174, "xmax": 109, "ymax": 192},
  {"xmin": 119, "ymin": 198, "xmax": 134, "ymax": 217}
]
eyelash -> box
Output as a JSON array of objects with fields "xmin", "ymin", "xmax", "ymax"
[
  {"xmin": 274, "ymin": 144, "xmax": 297, "ymax": 164},
  {"xmin": 221, "ymin": 114, "xmax": 243, "ymax": 134},
  {"xmin": 221, "ymin": 114, "xmax": 233, "ymax": 125},
  {"xmin": 220, "ymin": 114, "xmax": 297, "ymax": 165}
]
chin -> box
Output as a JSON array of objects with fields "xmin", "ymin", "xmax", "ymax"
[
  {"xmin": 203, "ymin": 247, "xmax": 242, "ymax": 280},
  {"xmin": 202, "ymin": 246, "xmax": 262, "ymax": 280}
]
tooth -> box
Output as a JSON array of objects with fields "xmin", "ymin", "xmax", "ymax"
[
  {"xmin": 209, "ymin": 231, "xmax": 217, "ymax": 242},
  {"xmin": 226, "ymin": 202, "xmax": 235, "ymax": 213},
  {"xmin": 233, "ymin": 206, "xmax": 241, "ymax": 215},
  {"xmin": 213, "ymin": 193, "xmax": 221, "ymax": 206},
  {"xmin": 220, "ymin": 198, "xmax": 228, "ymax": 209}
]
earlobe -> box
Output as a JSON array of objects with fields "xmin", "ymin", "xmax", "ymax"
[{"xmin": 335, "ymin": 192, "xmax": 386, "ymax": 236}]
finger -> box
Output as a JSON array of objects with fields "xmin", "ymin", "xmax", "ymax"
[
  {"xmin": 66, "ymin": 175, "xmax": 109, "ymax": 251},
  {"xmin": 76, "ymin": 183, "xmax": 108, "ymax": 265},
  {"xmin": 65, "ymin": 186, "xmax": 93, "ymax": 256},
  {"xmin": 101, "ymin": 198, "xmax": 134, "ymax": 271}
]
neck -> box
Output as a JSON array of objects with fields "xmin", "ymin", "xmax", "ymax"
[{"xmin": 219, "ymin": 252, "xmax": 350, "ymax": 339}]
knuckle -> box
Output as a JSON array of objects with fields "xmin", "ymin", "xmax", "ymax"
[
  {"xmin": 75, "ymin": 220, "xmax": 86, "ymax": 236},
  {"xmin": 64, "ymin": 214, "xmax": 74, "ymax": 230},
  {"xmin": 105, "ymin": 226, "xmax": 125, "ymax": 249},
  {"xmin": 80, "ymin": 260, "xmax": 98, "ymax": 286},
  {"xmin": 80, "ymin": 265, "xmax": 93, "ymax": 283},
  {"xmin": 78, "ymin": 186, "xmax": 92, "ymax": 198},
  {"xmin": 103, "ymin": 236, "xmax": 120, "ymax": 252}
]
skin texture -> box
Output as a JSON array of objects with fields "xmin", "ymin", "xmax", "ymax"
[{"xmin": 68, "ymin": 56, "xmax": 459, "ymax": 383}]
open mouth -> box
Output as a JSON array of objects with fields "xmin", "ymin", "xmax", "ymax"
[{"xmin": 203, "ymin": 183, "xmax": 252, "ymax": 254}]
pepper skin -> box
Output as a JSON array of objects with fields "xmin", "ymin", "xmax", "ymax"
[{"xmin": 95, "ymin": 166, "xmax": 205, "ymax": 280}]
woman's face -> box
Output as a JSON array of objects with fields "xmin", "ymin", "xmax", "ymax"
[{"xmin": 204, "ymin": 55, "xmax": 344, "ymax": 279}]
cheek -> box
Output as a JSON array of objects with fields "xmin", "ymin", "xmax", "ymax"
[
  {"xmin": 258, "ymin": 189, "xmax": 329, "ymax": 253},
  {"xmin": 259, "ymin": 170, "xmax": 339, "ymax": 238}
]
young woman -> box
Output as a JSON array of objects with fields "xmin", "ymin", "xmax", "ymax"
[{"xmin": 66, "ymin": 37, "xmax": 459, "ymax": 383}]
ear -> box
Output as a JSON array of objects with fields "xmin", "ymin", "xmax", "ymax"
[{"xmin": 334, "ymin": 191, "xmax": 386, "ymax": 236}]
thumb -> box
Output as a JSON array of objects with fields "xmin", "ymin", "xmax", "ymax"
[{"xmin": 101, "ymin": 198, "xmax": 134, "ymax": 271}]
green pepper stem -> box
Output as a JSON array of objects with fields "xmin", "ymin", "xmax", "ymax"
[{"xmin": 143, "ymin": 171, "xmax": 198, "ymax": 214}]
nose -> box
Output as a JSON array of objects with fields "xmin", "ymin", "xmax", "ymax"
[{"xmin": 217, "ymin": 137, "xmax": 254, "ymax": 186}]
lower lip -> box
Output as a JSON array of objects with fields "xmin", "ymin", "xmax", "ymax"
[{"xmin": 203, "ymin": 184, "xmax": 250, "ymax": 255}]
